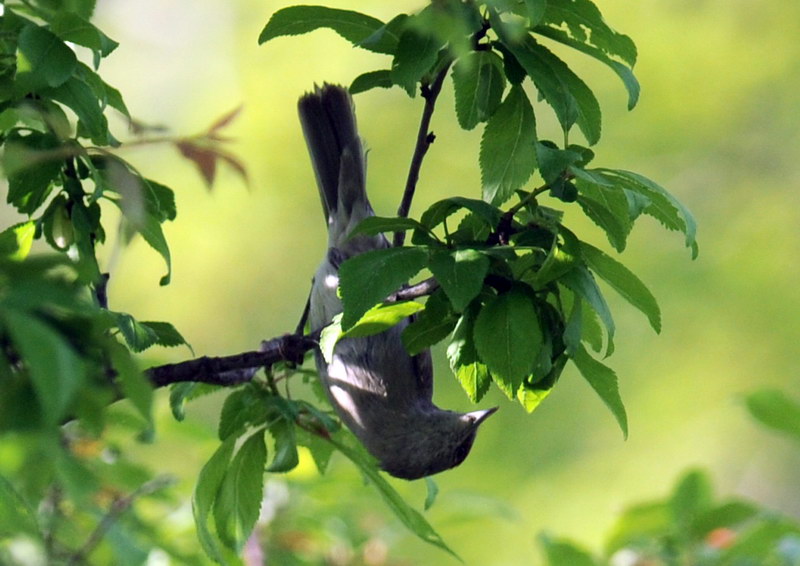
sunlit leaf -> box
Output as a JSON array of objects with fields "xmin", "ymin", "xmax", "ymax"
[{"xmin": 572, "ymin": 344, "xmax": 627, "ymax": 438}]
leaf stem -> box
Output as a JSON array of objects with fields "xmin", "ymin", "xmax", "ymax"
[{"xmin": 393, "ymin": 63, "xmax": 452, "ymax": 247}]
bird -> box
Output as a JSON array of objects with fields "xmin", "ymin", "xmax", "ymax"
[{"xmin": 298, "ymin": 83, "xmax": 495, "ymax": 480}]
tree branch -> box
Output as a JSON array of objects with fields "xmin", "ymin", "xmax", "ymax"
[
  {"xmin": 393, "ymin": 63, "xmax": 452, "ymax": 247},
  {"xmin": 143, "ymin": 279, "xmax": 440, "ymax": 389}
]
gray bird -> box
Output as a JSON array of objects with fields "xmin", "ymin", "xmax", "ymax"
[{"xmin": 299, "ymin": 84, "xmax": 495, "ymax": 480}]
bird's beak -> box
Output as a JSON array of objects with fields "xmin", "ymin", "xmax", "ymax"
[{"xmin": 464, "ymin": 407, "xmax": 498, "ymax": 426}]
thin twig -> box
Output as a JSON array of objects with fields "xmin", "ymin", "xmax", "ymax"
[{"xmin": 393, "ymin": 63, "xmax": 452, "ymax": 247}]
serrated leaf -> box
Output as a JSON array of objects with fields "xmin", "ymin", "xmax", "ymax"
[
  {"xmin": 429, "ymin": 249, "xmax": 489, "ymax": 311},
  {"xmin": 540, "ymin": 0, "xmax": 637, "ymax": 66},
  {"xmin": 572, "ymin": 344, "xmax": 627, "ymax": 438},
  {"xmin": 560, "ymin": 266, "xmax": 615, "ymax": 356},
  {"xmin": 350, "ymin": 70, "xmax": 393, "ymax": 94},
  {"xmin": 339, "ymin": 301, "xmax": 423, "ymax": 340},
  {"xmin": 3, "ymin": 131, "xmax": 62, "ymax": 215},
  {"xmin": 745, "ymin": 389, "xmax": 800, "ymax": 443},
  {"xmin": 581, "ymin": 242, "xmax": 661, "ymax": 333},
  {"xmin": 390, "ymin": 27, "xmax": 443, "ymax": 96},
  {"xmin": 112, "ymin": 311, "xmax": 158, "ymax": 352},
  {"xmin": 45, "ymin": 76, "xmax": 109, "ymax": 145},
  {"xmin": 452, "ymin": 50, "xmax": 506, "ymax": 130},
  {"xmin": 266, "ymin": 419, "xmax": 299, "ymax": 472},
  {"xmin": 49, "ymin": 12, "xmax": 118, "ymax": 62},
  {"xmin": 358, "ymin": 14, "xmax": 408, "ymax": 55},
  {"xmin": 474, "ymin": 286, "xmax": 543, "ymax": 397},
  {"xmin": 327, "ymin": 432, "xmax": 458, "ymax": 559},
  {"xmin": 139, "ymin": 321, "xmax": 188, "ymax": 349},
  {"xmin": 401, "ymin": 290, "xmax": 457, "ymax": 355},
  {"xmin": 338, "ymin": 247, "xmax": 427, "ymax": 329},
  {"xmin": 420, "ymin": 196, "xmax": 502, "ymax": 230},
  {"xmin": 598, "ymin": 169, "xmax": 698, "ymax": 258},
  {"xmin": 259, "ymin": 6, "xmax": 385, "ymax": 51},
  {"xmin": 218, "ymin": 388, "xmax": 267, "ymax": 440},
  {"xmin": 16, "ymin": 24, "xmax": 77, "ymax": 90},
  {"xmin": 534, "ymin": 25, "xmax": 639, "ymax": 110},
  {"xmin": 3, "ymin": 308, "xmax": 85, "ymax": 424},
  {"xmin": 480, "ymin": 84, "xmax": 538, "ymax": 205},
  {"xmin": 214, "ymin": 432, "xmax": 266, "ymax": 551},
  {"xmin": 193, "ymin": 436, "xmax": 236, "ymax": 562}
]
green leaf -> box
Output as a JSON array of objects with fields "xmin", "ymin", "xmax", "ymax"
[
  {"xmin": 745, "ymin": 389, "xmax": 800, "ymax": 443},
  {"xmin": 580, "ymin": 242, "xmax": 661, "ymax": 333},
  {"xmin": 526, "ymin": 0, "xmax": 548, "ymax": 26},
  {"xmin": 598, "ymin": 169, "xmax": 698, "ymax": 258},
  {"xmin": 327, "ymin": 432, "xmax": 459, "ymax": 559},
  {"xmin": 358, "ymin": 14, "xmax": 408, "ymax": 55},
  {"xmin": 0, "ymin": 221, "xmax": 36, "ymax": 260},
  {"xmin": 560, "ymin": 266, "xmax": 615, "ymax": 356},
  {"xmin": 109, "ymin": 198, "xmax": 172, "ymax": 285},
  {"xmin": 401, "ymin": 290, "xmax": 457, "ymax": 355},
  {"xmin": 139, "ymin": 321, "xmax": 188, "ymax": 349},
  {"xmin": 576, "ymin": 194, "xmax": 629, "ymax": 253},
  {"xmin": 539, "ymin": 533, "xmax": 598, "ymax": 566},
  {"xmin": 480, "ymin": 84, "xmax": 538, "ymax": 204},
  {"xmin": 540, "ymin": 0, "xmax": 637, "ymax": 66},
  {"xmin": 572, "ymin": 344, "xmax": 627, "ymax": 438},
  {"xmin": 16, "ymin": 24, "xmax": 77, "ymax": 90},
  {"xmin": 532, "ymin": 231, "xmax": 580, "ymax": 287},
  {"xmin": 340, "ymin": 301, "xmax": 424, "ymax": 340},
  {"xmin": 429, "ymin": 249, "xmax": 489, "ymax": 311},
  {"xmin": 45, "ymin": 75, "xmax": 109, "ymax": 144},
  {"xmin": 447, "ymin": 307, "xmax": 492, "ymax": 403},
  {"xmin": 259, "ymin": 6, "xmax": 385, "ymax": 49},
  {"xmin": 169, "ymin": 382, "xmax": 219, "ymax": 422},
  {"xmin": 112, "ymin": 311, "xmax": 158, "ymax": 352},
  {"xmin": 670, "ymin": 469, "xmax": 713, "ymax": 536},
  {"xmin": 49, "ymin": 12, "xmax": 118, "ymax": 63},
  {"xmin": 424, "ymin": 477, "xmax": 439, "ymax": 511},
  {"xmin": 605, "ymin": 501, "xmax": 672, "ymax": 554},
  {"xmin": 452, "ymin": 50, "xmax": 506, "ymax": 130},
  {"xmin": 474, "ymin": 286, "xmax": 543, "ymax": 397},
  {"xmin": 266, "ymin": 419, "xmax": 299, "ymax": 473},
  {"xmin": 3, "ymin": 308, "xmax": 85, "ymax": 424},
  {"xmin": 193, "ymin": 436, "xmax": 236, "ymax": 562},
  {"xmin": 348, "ymin": 216, "xmax": 430, "ymax": 240},
  {"xmin": 338, "ymin": 247, "xmax": 427, "ymax": 329},
  {"xmin": 390, "ymin": 27, "xmax": 443, "ymax": 96},
  {"xmin": 350, "ymin": 70, "xmax": 393, "ymax": 94},
  {"xmin": 517, "ymin": 377, "xmax": 556, "ymax": 413},
  {"xmin": 3, "ymin": 130, "xmax": 62, "ymax": 214},
  {"xmin": 109, "ymin": 339, "xmax": 153, "ymax": 426},
  {"xmin": 218, "ymin": 388, "xmax": 266, "ymax": 440},
  {"xmin": 420, "ymin": 196, "xmax": 502, "ymax": 230},
  {"xmin": 534, "ymin": 25, "xmax": 639, "ymax": 110},
  {"xmin": 214, "ymin": 432, "xmax": 266, "ymax": 551}
]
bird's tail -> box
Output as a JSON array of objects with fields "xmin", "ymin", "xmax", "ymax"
[{"xmin": 298, "ymin": 84, "xmax": 372, "ymax": 247}]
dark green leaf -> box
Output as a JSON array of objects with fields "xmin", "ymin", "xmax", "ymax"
[
  {"xmin": 452, "ymin": 50, "xmax": 506, "ymax": 130},
  {"xmin": 193, "ymin": 436, "xmax": 236, "ymax": 561},
  {"xmin": 560, "ymin": 266, "xmax": 615, "ymax": 355},
  {"xmin": 540, "ymin": 0, "xmax": 637, "ymax": 66},
  {"xmin": 109, "ymin": 198, "xmax": 172, "ymax": 285},
  {"xmin": 16, "ymin": 24, "xmax": 77, "ymax": 90},
  {"xmin": 169, "ymin": 382, "xmax": 219, "ymax": 422},
  {"xmin": 0, "ymin": 474, "xmax": 40, "ymax": 538},
  {"xmin": 429, "ymin": 248, "xmax": 489, "ymax": 311},
  {"xmin": 692, "ymin": 501, "xmax": 759, "ymax": 539},
  {"xmin": 605, "ymin": 501, "xmax": 672, "ymax": 554},
  {"xmin": 350, "ymin": 70, "xmax": 393, "ymax": 94},
  {"xmin": 534, "ymin": 25, "xmax": 639, "ymax": 110},
  {"xmin": 670, "ymin": 469, "xmax": 713, "ymax": 536},
  {"xmin": 3, "ymin": 308, "xmax": 85, "ymax": 424},
  {"xmin": 420, "ymin": 196, "xmax": 502, "ymax": 230},
  {"xmin": 112, "ymin": 311, "xmax": 158, "ymax": 352},
  {"xmin": 581, "ymin": 242, "xmax": 661, "ymax": 333},
  {"xmin": 390, "ymin": 27, "xmax": 443, "ymax": 96},
  {"xmin": 532, "ymin": 231, "xmax": 579, "ymax": 288},
  {"xmin": 218, "ymin": 388, "xmax": 267, "ymax": 440},
  {"xmin": 338, "ymin": 247, "xmax": 427, "ymax": 329},
  {"xmin": 139, "ymin": 321, "xmax": 188, "ymax": 349},
  {"xmin": 108, "ymin": 339, "xmax": 153, "ymax": 426},
  {"xmin": 348, "ymin": 216, "xmax": 430, "ymax": 240},
  {"xmin": 3, "ymin": 130, "xmax": 62, "ymax": 214},
  {"xmin": 401, "ymin": 290, "xmax": 457, "ymax": 355},
  {"xmin": 745, "ymin": 389, "xmax": 800, "ymax": 443},
  {"xmin": 480, "ymin": 84, "xmax": 538, "ymax": 204},
  {"xmin": 539, "ymin": 533, "xmax": 598, "ymax": 566},
  {"xmin": 259, "ymin": 6, "xmax": 385, "ymax": 48},
  {"xmin": 214, "ymin": 432, "xmax": 266, "ymax": 551},
  {"xmin": 572, "ymin": 344, "xmax": 627, "ymax": 438},
  {"xmin": 49, "ymin": 12, "xmax": 118, "ymax": 61},
  {"xmin": 266, "ymin": 419, "xmax": 299, "ymax": 472},
  {"xmin": 327, "ymin": 432, "xmax": 458, "ymax": 559},
  {"xmin": 143, "ymin": 179, "xmax": 177, "ymax": 222},
  {"xmin": 45, "ymin": 76, "xmax": 109, "ymax": 144},
  {"xmin": 358, "ymin": 14, "xmax": 408, "ymax": 55},
  {"xmin": 474, "ymin": 286, "xmax": 543, "ymax": 397}
]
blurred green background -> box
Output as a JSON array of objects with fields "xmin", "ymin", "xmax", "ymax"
[{"xmin": 18, "ymin": 0, "xmax": 797, "ymax": 563}]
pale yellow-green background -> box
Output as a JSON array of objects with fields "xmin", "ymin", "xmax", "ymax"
[{"xmin": 31, "ymin": 0, "xmax": 800, "ymax": 563}]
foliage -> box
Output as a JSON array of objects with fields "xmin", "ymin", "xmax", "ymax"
[
  {"xmin": 0, "ymin": 0, "xmax": 714, "ymax": 564},
  {"xmin": 538, "ymin": 391, "xmax": 800, "ymax": 566}
]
